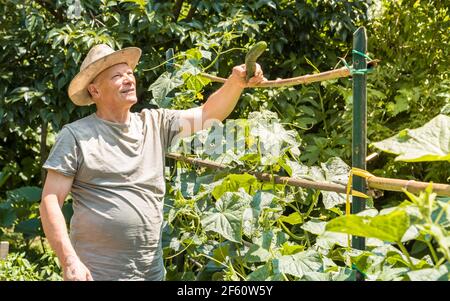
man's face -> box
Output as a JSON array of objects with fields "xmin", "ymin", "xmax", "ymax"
[{"xmin": 89, "ymin": 63, "xmax": 137, "ymax": 106}]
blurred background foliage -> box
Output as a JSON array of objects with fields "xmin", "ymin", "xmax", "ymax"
[{"xmin": 0, "ymin": 0, "xmax": 449, "ymax": 279}]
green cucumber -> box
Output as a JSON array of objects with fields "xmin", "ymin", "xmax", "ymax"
[{"xmin": 245, "ymin": 41, "xmax": 267, "ymax": 81}]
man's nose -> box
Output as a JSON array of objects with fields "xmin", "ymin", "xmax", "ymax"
[{"xmin": 123, "ymin": 73, "xmax": 134, "ymax": 84}]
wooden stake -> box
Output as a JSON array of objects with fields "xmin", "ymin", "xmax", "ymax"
[{"xmin": 0, "ymin": 241, "xmax": 9, "ymax": 260}]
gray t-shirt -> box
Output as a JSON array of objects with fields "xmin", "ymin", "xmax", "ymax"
[{"xmin": 43, "ymin": 108, "xmax": 181, "ymax": 281}]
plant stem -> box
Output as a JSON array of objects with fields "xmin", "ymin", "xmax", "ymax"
[
  {"xmin": 198, "ymin": 253, "xmax": 246, "ymax": 280},
  {"xmin": 199, "ymin": 253, "xmax": 228, "ymax": 268},
  {"xmin": 433, "ymin": 207, "xmax": 445, "ymax": 225},
  {"xmin": 302, "ymin": 190, "xmax": 320, "ymax": 219},
  {"xmin": 278, "ymin": 221, "xmax": 304, "ymax": 241},
  {"xmin": 316, "ymin": 87, "xmax": 329, "ymax": 137},
  {"xmin": 397, "ymin": 241, "xmax": 415, "ymax": 269},
  {"xmin": 286, "ymin": 203, "xmax": 301, "ymax": 217},
  {"xmin": 203, "ymin": 47, "xmax": 245, "ymax": 71},
  {"xmin": 425, "ymin": 239, "xmax": 439, "ymax": 265},
  {"xmin": 304, "ymin": 231, "xmax": 312, "ymax": 248},
  {"xmin": 435, "ymin": 257, "xmax": 446, "ymax": 267},
  {"xmin": 40, "ymin": 237, "xmax": 47, "ymax": 254},
  {"xmin": 142, "ymin": 53, "xmax": 186, "ymax": 72}
]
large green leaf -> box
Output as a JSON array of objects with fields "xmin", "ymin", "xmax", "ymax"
[
  {"xmin": 288, "ymin": 157, "xmax": 350, "ymax": 209},
  {"xmin": 246, "ymin": 262, "xmax": 284, "ymax": 281},
  {"xmin": 7, "ymin": 186, "xmax": 42, "ymax": 204},
  {"xmin": 301, "ymin": 219, "xmax": 326, "ymax": 235},
  {"xmin": 244, "ymin": 230, "xmax": 283, "ymax": 263},
  {"xmin": 320, "ymin": 157, "xmax": 351, "ymax": 209},
  {"xmin": 326, "ymin": 210, "xmax": 410, "ymax": 243},
  {"xmin": 173, "ymin": 170, "xmax": 198, "ymax": 198},
  {"xmin": 200, "ymin": 191, "xmax": 250, "ymax": 243},
  {"xmin": 303, "ymin": 267, "xmax": 355, "ymax": 281},
  {"xmin": 273, "ymin": 250, "xmax": 323, "ymax": 279},
  {"xmin": 372, "ymin": 114, "xmax": 450, "ymax": 162},
  {"xmin": 244, "ymin": 244, "xmax": 272, "ymax": 263},
  {"xmin": 315, "ymin": 231, "xmax": 349, "ymax": 249},
  {"xmin": 148, "ymin": 71, "xmax": 183, "ymax": 103},
  {"xmin": 0, "ymin": 208, "xmax": 16, "ymax": 227},
  {"xmin": 279, "ymin": 212, "xmax": 302, "ymax": 225},
  {"xmin": 368, "ymin": 266, "xmax": 409, "ymax": 281},
  {"xmin": 15, "ymin": 218, "xmax": 41, "ymax": 238},
  {"xmin": 0, "ymin": 171, "xmax": 11, "ymax": 188},
  {"xmin": 212, "ymin": 174, "xmax": 258, "ymax": 200},
  {"xmin": 407, "ymin": 265, "xmax": 449, "ymax": 281},
  {"xmin": 436, "ymin": 197, "xmax": 450, "ymax": 226},
  {"xmin": 246, "ymin": 111, "xmax": 301, "ymax": 165},
  {"xmin": 243, "ymin": 191, "xmax": 280, "ymax": 237}
]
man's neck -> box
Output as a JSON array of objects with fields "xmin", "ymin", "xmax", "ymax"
[{"xmin": 95, "ymin": 107, "xmax": 131, "ymax": 124}]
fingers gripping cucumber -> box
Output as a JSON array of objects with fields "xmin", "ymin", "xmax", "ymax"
[{"xmin": 245, "ymin": 41, "xmax": 267, "ymax": 81}]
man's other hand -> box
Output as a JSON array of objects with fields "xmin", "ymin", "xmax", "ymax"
[{"xmin": 63, "ymin": 255, "xmax": 93, "ymax": 281}]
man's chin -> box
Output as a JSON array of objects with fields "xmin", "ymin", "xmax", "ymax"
[{"xmin": 123, "ymin": 96, "xmax": 138, "ymax": 104}]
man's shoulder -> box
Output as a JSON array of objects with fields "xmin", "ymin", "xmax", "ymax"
[
  {"xmin": 139, "ymin": 107, "xmax": 164, "ymax": 115},
  {"xmin": 138, "ymin": 107, "xmax": 168, "ymax": 122},
  {"xmin": 61, "ymin": 114, "xmax": 96, "ymax": 137},
  {"xmin": 139, "ymin": 107, "xmax": 181, "ymax": 119}
]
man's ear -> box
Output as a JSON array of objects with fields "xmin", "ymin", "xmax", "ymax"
[{"xmin": 87, "ymin": 83, "xmax": 99, "ymax": 99}]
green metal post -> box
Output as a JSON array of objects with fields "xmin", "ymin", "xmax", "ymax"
[
  {"xmin": 165, "ymin": 48, "xmax": 176, "ymax": 174},
  {"xmin": 352, "ymin": 27, "xmax": 367, "ymax": 276}
]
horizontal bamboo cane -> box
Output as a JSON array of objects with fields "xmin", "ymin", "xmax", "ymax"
[
  {"xmin": 367, "ymin": 177, "xmax": 450, "ymax": 197},
  {"xmin": 166, "ymin": 152, "xmax": 450, "ymax": 197},
  {"xmin": 199, "ymin": 60, "xmax": 378, "ymax": 88},
  {"xmin": 167, "ymin": 152, "xmax": 347, "ymax": 193}
]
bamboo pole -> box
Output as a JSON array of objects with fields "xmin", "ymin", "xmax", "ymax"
[
  {"xmin": 166, "ymin": 152, "xmax": 450, "ymax": 197},
  {"xmin": 367, "ymin": 177, "xmax": 450, "ymax": 196},
  {"xmin": 199, "ymin": 60, "xmax": 378, "ymax": 88},
  {"xmin": 167, "ymin": 152, "xmax": 348, "ymax": 193}
]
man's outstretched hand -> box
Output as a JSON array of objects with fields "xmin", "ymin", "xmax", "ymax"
[{"xmin": 227, "ymin": 63, "xmax": 267, "ymax": 89}]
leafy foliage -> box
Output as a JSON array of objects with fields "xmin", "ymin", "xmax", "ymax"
[
  {"xmin": 0, "ymin": 251, "xmax": 62, "ymax": 281},
  {"xmin": 1, "ymin": 0, "xmax": 449, "ymax": 280},
  {"xmin": 163, "ymin": 114, "xmax": 450, "ymax": 280}
]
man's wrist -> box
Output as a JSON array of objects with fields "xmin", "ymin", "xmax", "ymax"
[
  {"xmin": 226, "ymin": 74, "xmax": 246, "ymax": 89},
  {"xmin": 63, "ymin": 254, "xmax": 79, "ymax": 267}
]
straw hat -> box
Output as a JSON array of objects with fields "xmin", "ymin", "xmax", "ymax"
[{"xmin": 68, "ymin": 44, "xmax": 142, "ymax": 106}]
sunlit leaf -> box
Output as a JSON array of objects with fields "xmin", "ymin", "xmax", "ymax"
[
  {"xmin": 274, "ymin": 250, "xmax": 323, "ymax": 278},
  {"xmin": 148, "ymin": 72, "xmax": 183, "ymax": 102},
  {"xmin": 372, "ymin": 114, "xmax": 450, "ymax": 162},
  {"xmin": 326, "ymin": 210, "xmax": 410, "ymax": 243},
  {"xmin": 201, "ymin": 191, "xmax": 251, "ymax": 243}
]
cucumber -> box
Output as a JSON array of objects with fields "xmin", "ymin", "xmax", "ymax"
[{"xmin": 245, "ymin": 41, "xmax": 267, "ymax": 81}]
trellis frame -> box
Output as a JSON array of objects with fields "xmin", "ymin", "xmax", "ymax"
[{"xmin": 163, "ymin": 26, "xmax": 449, "ymax": 280}]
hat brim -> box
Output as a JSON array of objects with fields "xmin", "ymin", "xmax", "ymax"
[{"xmin": 68, "ymin": 47, "xmax": 142, "ymax": 106}]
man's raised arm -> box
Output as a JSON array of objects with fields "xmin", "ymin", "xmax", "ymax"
[{"xmin": 177, "ymin": 63, "xmax": 265, "ymax": 137}]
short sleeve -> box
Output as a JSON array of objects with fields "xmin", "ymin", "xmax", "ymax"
[
  {"xmin": 159, "ymin": 108, "xmax": 182, "ymax": 150},
  {"xmin": 43, "ymin": 126, "xmax": 80, "ymax": 177}
]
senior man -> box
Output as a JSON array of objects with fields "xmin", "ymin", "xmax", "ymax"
[{"xmin": 40, "ymin": 44, "xmax": 265, "ymax": 281}]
